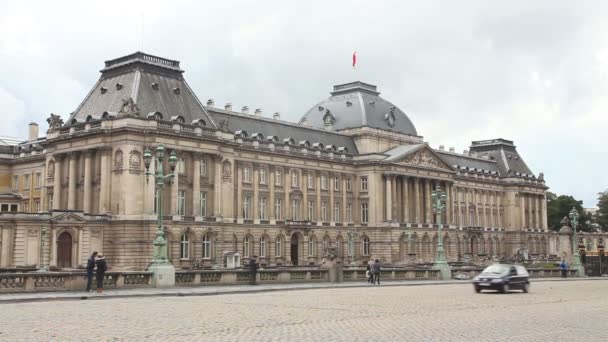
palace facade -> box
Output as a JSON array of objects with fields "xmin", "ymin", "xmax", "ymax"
[{"xmin": 0, "ymin": 52, "xmax": 582, "ymax": 271}]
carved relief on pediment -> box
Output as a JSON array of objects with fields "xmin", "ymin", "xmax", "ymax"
[{"xmin": 399, "ymin": 149, "xmax": 449, "ymax": 170}]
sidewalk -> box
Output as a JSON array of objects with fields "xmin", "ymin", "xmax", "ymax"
[{"xmin": 1, "ymin": 277, "xmax": 605, "ymax": 304}]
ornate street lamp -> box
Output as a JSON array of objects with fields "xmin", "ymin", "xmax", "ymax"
[
  {"xmin": 432, "ymin": 186, "xmax": 451, "ymax": 280},
  {"xmin": 144, "ymin": 144, "xmax": 178, "ymax": 286},
  {"xmin": 568, "ymin": 207, "xmax": 585, "ymax": 277}
]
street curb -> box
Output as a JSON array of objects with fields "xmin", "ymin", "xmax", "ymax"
[{"xmin": 0, "ymin": 277, "xmax": 606, "ymax": 304}]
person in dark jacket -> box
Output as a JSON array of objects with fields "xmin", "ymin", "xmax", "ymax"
[
  {"xmin": 371, "ymin": 259, "xmax": 381, "ymax": 285},
  {"xmin": 95, "ymin": 254, "xmax": 108, "ymax": 293},
  {"xmin": 248, "ymin": 256, "xmax": 259, "ymax": 285},
  {"xmin": 559, "ymin": 260, "xmax": 568, "ymax": 278},
  {"xmin": 86, "ymin": 251, "xmax": 98, "ymax": 292}
]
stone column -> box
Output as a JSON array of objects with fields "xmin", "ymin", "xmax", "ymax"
[
  {"xmin": 329, "ymin": 173, "xmax": 335, "ymax": 223},
  {"xmin": 299, "ymin": 170, "xmax": 305, "ymax": 220},
  {"xmin": 342, "ymin": 175, "xmax": 347, "ymax": 223},
  {"xmin": 402, "ymin": 176, "xmax": 409, "ymax": 222},
  {"xmin": 424, "ymin": 179, "xmax": 431, "ymax": 224},
  {"xmin": 83, "ymin": 150, "xmax": 93, "ymax": 213},
  {"xmin": 385, "ymin": 174, "xmax": 392, "ymax": 222},
  {"xmin": 171, "ymin": 156, "xmax": 179, "ymax": 216},
  {"xmin": 541, "ymin": 194, "xmax": 548, "ymax": 230},
  {"xmin": 67, "ymin": 153, "xmax": 78, "ymax": 210},
  {"xmin": 236, "ymin": 164, "xmax": 243, "ymax": 223},
  {"xmin": 527, "ymin": 194, "xmax": 533, "ymax": 229},
  {"xmin": 414, "ymin": 178, "xmax": 420, "ymax": 223},
  {"xmin": 192, "ymin": 154, "xmax": 201, "ymax": 217},
  {"xmin": 497, "ymin": 192, "xmax": 502, "ymax": 228},
  {"xmin": 99, "ymin": 150, "xmax": 110, "ymax": 213},
  {"xmin": 391, "ymin": 175, "xmax": 398, "ymax": 221},
  {"xmin": 316, "ymin": 172, "xmax": 321, "ymax": 225},
  {"xmin": 465, "ymin": 188, "xmax": 471, "ymax": 226},
  {"xmin": 144, "ymin": 150, "xmax": 156, "ymax": 214},
  {"xmin": 535, "ymin": 195, "xmax": 541, "ymax": 230},
  {"xmin": 284, "ymin": 169, "xmax": 290, "ymax": 220},
  {"xmin": 253, "ymin": 165, "xmax": 259, "ymax": 223},
  {"xmin": 444, "ymin": 182, "xmax": 451, "ymax": 225},
  {"xmin": 52, "ymin": 155, "xmax": 63, "ymax": 210},
  {"xmin": 213, "ymin": 156, "xmax": 222, "ymax": 218},
  {"xmin": 520, "ymin": 194, "xmax": 526, "ymax": 229},
  {"xmin": 269, "ymin": 167, "xmax": 275, "ymax": 222},
  {"xmin": 49, "ymin": 227, "xmax": 57, "ymax": 267}
]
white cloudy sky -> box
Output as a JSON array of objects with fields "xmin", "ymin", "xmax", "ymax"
[{"xmin": 1, "ymin": 0, "xmax": 607, "ymax": 207}]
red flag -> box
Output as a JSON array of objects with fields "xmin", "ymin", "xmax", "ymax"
[{"xmin": 352, "ymin": 51, "xmax": 357, "ymax": 69}]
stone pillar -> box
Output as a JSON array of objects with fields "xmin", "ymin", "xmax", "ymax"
[
  {"xmin": 316, "ymin": 172, "xmax": 321, "ymax": 225},
  {"xmin": 49, "ymin": 227, "xmax": 57, "ymax": 267},
  {"xmin": 474, "ymin": 190, "xmax": 481, "ymax": 226},
  {"xmin": 444, "ymin": 182, "xmax": 451, "ymax": 225},
  {"xmin": 67, "ymin": 153, "xmax": 78, "ymax": 210},
  {"xmin": 99, "ymin": 150, "xmax": 110, "ymax": 213},
  {"xmin": 236, "ymin": 164, "xmax": 243, "ymax": 223},
  {"xmin": 192, "ymin": 154, "xmax": 201, "ymax": 217},
  {"xmin": 329, "ymin": 173, "xmax": 335, "ymax": 223},
  {"xmin": 253, "ymin": 165, "xmax": 259, "ymax": 223},
  {"xmin": 541, "ymin": 194, "xmax": 548, "ymax": 230},
  {"xmin": 171, "ymin": 157, "xmax": 179, "ymax": 215},
  {"xmin": 342, "ymin": 175, "xmax": 347, "ymax": 223},
  {"xmin": 52, "ymin": 155, "xmax": 63, "ymax": 210},
  {"xmin": 299, "ymin": 170, "xmax": 305, "ymax": 220},
  {"xmin": 83, "ymin": 150, "xmax": 93, "ymax": 213},
  {"xmin": 0, "ymin": 227, "xmax": 15, "ymax": 267},
  {"xmin": 385, "ymin": 174, "xmax": 392, "ymax": 222},
  {"xmin": 391, "ymin": 175, "xmax": 398, "ymax": 221},
  {"xmin": 414, "ymin": 178, "xmax": 420, "ymax": 223},
  {"xmin": 535, "ymin": 195, "xmax": 541, "ymax": 230},
  {"xmin": 520, "ymin": 194, "xmax": 526, "ymax": 229},
  {"xmin": 283, "ymin": 169, "xmax": 290, "ymax": 220},
  {"xmin": 269, "ymin": 167, "xmax": 275, "ymax": 222},
  {"xmin": 144, "ymin": 151, "xmax": 156, "ymax": 214},
  {"xmin": 424, "ymin": 179, "xmax": 431, "ymax": 224},
  {"xmin": 497, "ymin": 192, "xmax": 502, "ymax": 228},
  {"xmin": 527, "ymin": 194, "xmax": 533, "ymax": 229},
  {"xmin": 402, "ymin": 176, "xmax": 409, "ymax": 222},
  {"xmin": 213, "ymin": 156, "xmax": 222, "ymax": 218}
]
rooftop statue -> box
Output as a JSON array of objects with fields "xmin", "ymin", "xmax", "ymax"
[{"xmin": 46, "ymin": 113, "xmax": 64, "ymax": 130}]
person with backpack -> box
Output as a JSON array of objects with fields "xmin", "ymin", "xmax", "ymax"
[
  {"xmin": 85, "ymin": 251, "xmax": 98, "ymax": 292},
  {"xmin": 559, "ymin": 260, "xmax": 568, "ymax": 278},
  {"xmin": 95, "ymin": 253, "xmax": 108, "ymax": 294},
  {"xmin": 371, "ymin": 259, "xmax": 382, "ymax": 285}
]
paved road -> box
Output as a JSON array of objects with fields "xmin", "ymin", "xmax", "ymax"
[{"xmin": 0, "ymin": 280, "xmax": 606, "ymax": 341}]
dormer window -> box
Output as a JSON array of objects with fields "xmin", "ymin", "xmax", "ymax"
[
  {"xmin": 100, "ymin": 87, "xmax": 107, "ymax": 94},
  {"xmin": 151, "ymin": 83, "xmax": 159, "ymax": 91},
  {"xmin": 385, "ymin": 112, "xmax": 396, "ymax": 127},
  {"xmin": 116, "ymin": 83, "xmax": 123, "ymax": 90}
]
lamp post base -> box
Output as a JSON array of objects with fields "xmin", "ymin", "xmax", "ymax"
[
  {"xmin": 148, "ymin": 263, "xmax": 175, "ymax": 287},
  {"xmin": 572, "ymin": 252, "xmax": 585, "ymax": 277},
  {"xmin": 433, "ymin": 247, "xmax": 452, "ymax": 280}
]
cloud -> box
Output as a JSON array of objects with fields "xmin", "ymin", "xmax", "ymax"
[{"xmin": 0, "ymin": 0, "xmax": 606, "ymax": 206}]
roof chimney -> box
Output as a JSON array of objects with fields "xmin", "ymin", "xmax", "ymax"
[
  {"xmin": 449, "ymin": 147, "xmax": 455, "ymax": 153},
  {"xmin": 438, "ymin": 145, "xmax": 445, "ymax": 151},
  {"xmin": 28, "ymin": 123, "xmax": 39, "ymax": 142},
  {"xmin": 206, "ymin": 99, "xmax": 214, "ymax": 108},
  {"xmin": 254, "ymin": 108, "xmax": 263, "ymax": 117},
  {"xmin": 225, "ymin": 103, "xmax": 232, "ymax": 111},
  {"xmin": 463, "ymin": 149, "xmax": 469, "ymax": 155},
  {"xmin": 241, "ymin": 106, "xmax": 249, "ymax": 114},
  {"xmin": 273, "ymin": 112, "xmax": 280, "ymax": 120}
]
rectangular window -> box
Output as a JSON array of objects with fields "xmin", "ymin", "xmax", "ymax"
[
  {"xmin": 35, "ymin": 173, "xmax": 42, "ymax": 188},
  {"xmin": 291, "ymin": 199, "xmax": 300, "ymax": 220},
  {"xmin": 361, "ymin": 176, "xmax": 368, "ymax": 192},
  {"xmin": 274, "ymin": 198, "xmax": 282, "ymax": 220},
  {"xmin": 180, "ymin": 235, "xmax": 190, "ymax": 259},
  {"xmin": 334, "ymin": 176, "xmax": 340, "ymax": 191},
  {"xmin": 259, "ymin": 196, "xmax": 267, "ymax": 220},
  {"xmin": 307, "ymin": 200, "xmax": 314, "ymax": 221},
  {"xmin": 291, "ymin": 170, "xmax": 299, "ymax": 187},
  {"xmin": 243, "ymin": 196, "xmax": 251, "ymax": 219},
  {"xmin": 1, "ymin": 204, "xmax": 8, "ymax": 212},
  {"xmin": 200, "ymin": 159, "xmax": 207, "ymax": 176},
  {"xmin": 177, "ymin": 190, "xmax": 186, "ymax": 216},
  {"xmin": 346, "ymin": 177, "xmax": 352, "ymax": 191},
  {"xmin": 347, "ymin": 203, "xmax": 353, "ymax": 222},
  {"xmin": 259, "ymin": 168, "xmax": 267, "ymax": 184},
  {"xmin": 361, "ymin": 203, "xmax": 369, "ymax": 223},
  {"xmin": 321, "ymin": 201, "xmax": 327, "ymax": 222},
  {"xmin": 275, "ymin": 237, "xmax": 282, "ymax": 257},
  {"xmin": 47, "ymin": 193, "xmax": 53, "ymax": 211},
  {"xmin": 23, "ymin": 202, "xmax": 29, "ymax": 212},
  {"xmin": 23, "ymin": 174, "xmax": 30, "ymax": 190},
  {"xmin": 34, "ymin": 200, "xmax": 40, "ymax": 213},
  {"xmin": 307, "ymin": 174, "xmax": 314, "ymax": 189},
  {"xmin": 321, "ymin": 175, "xmax": 328, "ymax": 190},
  {"xmin": 10, "ymin": 204, "xmax": 17, "ymax": 212},
  {"xmin": 275, "ymin": 169, "xmax": 283, "ymax": 186},
  {"xmin": 178, "ymin": 157, "xmax": 186, "ymax": 174},
  {"xmin": 308, "ymin": 238, "xmax": 315, "ymax": 257},
  {"xmin": 243, "ymin": 167, "xmax": 251, "ymax": 183},
  {"xmin": 334, "ymin": 202, "xmax": 340, "ymax": 222},
  {"xmin": 11, "ymin": 176, "xmax": 18, "ymax": 191},
  {"xmin": 199, "ymin": 191, "xmax": 207, "ymax": 217}
]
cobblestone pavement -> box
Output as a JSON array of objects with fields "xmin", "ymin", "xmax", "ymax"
[{"xmin": 0, "ymin": 280, "xmax": 606, "ymax": 341}]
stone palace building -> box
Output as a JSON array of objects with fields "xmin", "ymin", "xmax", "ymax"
[{"xmin": 0, "ymin": 52, "xmax": 585, "ymax": 271}]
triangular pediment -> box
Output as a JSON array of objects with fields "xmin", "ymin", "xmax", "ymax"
[
  {"xmin": 387, "ymin": 144, "xmax": 455, "ymax": 171},
  {"xmin": 50, "ymin": 212, "xmax": 87, "ymax": 223}
]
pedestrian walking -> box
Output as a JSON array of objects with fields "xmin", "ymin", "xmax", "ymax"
[
  {"xmin": 95, "ymin": 253, "xmax": 108, "ymax": 294},
  {"xmin": 248, "ymin": 256, "xmax": 259, "ymax": 285},
  {"xmin": 366, "ymin": 263, "xmax": 373, "ymax": 284},
  {"xmin": 560, "ymin": 260, "xmax": 568, "ymax": 278},
  {"xmin": 371, "ymin": 259, "xmax": 381, "ymax": 285},
  {"xmin": 85, "ymin": 251, "xmax": 98, "ymax": 292}
]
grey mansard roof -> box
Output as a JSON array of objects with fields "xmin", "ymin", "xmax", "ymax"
[
  {"xmin": 207, "ymin": 108, "xmax": 359, "ymax": 153},
  {"xmin": 299, "ymin": 82, "xmax": 419, "ymax": 136},
  {"xmin": 67, "ymin": 52, "xmax": 216, "ymax": 128}
]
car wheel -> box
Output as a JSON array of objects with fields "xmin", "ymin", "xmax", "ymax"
[
  {"xmin": 523, "ymin": 283, "xmax": 529, "ymax": 293},
  {"xmin": 500, "ymin": 283, "xmax": 509, "ymax": 293},
  {"xmin": 474, "ymin": 286, "xmax": 481, "ymax": 293}
]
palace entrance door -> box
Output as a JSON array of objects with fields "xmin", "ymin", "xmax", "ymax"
[
  {"xmin": 291, "ymin": 234, "xmax": 299, "ymax": 266},
  {"xmin": 57, "ymin": 232, "xmax": 72, "ymax": 268}
]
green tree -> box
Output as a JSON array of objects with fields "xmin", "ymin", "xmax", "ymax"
[
  {"xmin": 597, "ymin": 190, "xmax": 608, "ymax": 231},
  {"xmin": 546, "ymin": 191, "xmax": 592, "ymax": 231}
]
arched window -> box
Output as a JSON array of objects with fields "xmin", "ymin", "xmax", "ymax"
[
  {"xmin": 275, "ymin": 235, "xmax": 283, "ymax": 257},
  {"xmin": 202, "ymin": 234, "xmax": 212, "ymax": 259},
  {"xmin": 363, "ymin": 236, "xmax": 370, "ymax": 256},
  {"xmin": 244, "ymin": 235, "xmax": 253, "ymax": 257},
  {"xmin": 308, "ymin": 236, "xmax": 316, "ymax": 257},
  {"xmin": 259, "ymin": 236, "xmax": 267, "ymax": 257},
  {"xmin": 180, "ymin": 234, "xmax": 190, "ymax": 260}
]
